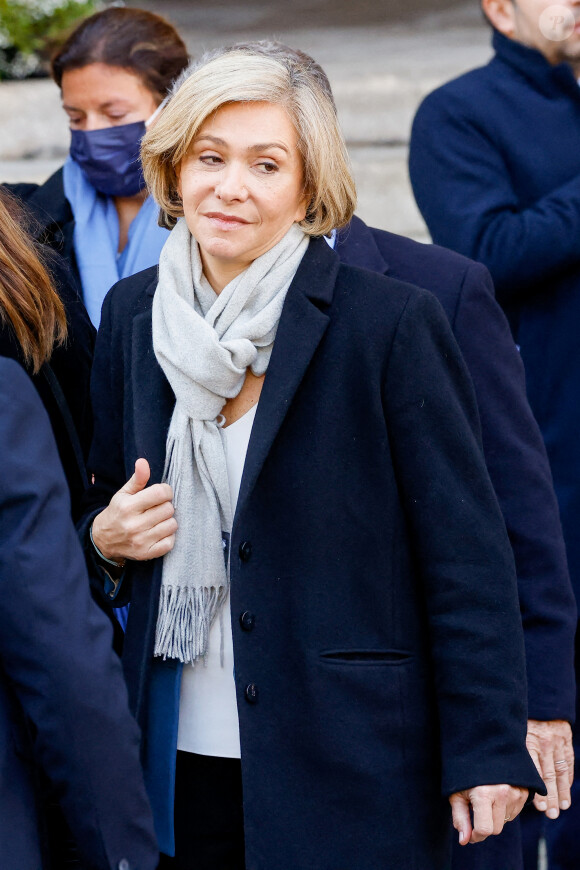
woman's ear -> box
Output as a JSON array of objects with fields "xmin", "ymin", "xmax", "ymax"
[
  {"xmin": 294, "ymin": 187, "xmax": 311, "ymax": 224},
  {"xmin": 482, "ymin": 0, "xmax": 517, "ymax": 37}
]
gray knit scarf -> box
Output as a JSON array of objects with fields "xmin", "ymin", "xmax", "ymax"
[{"xmin": 152, "ymin": 218, "xmax": 309, "ymax": 662}]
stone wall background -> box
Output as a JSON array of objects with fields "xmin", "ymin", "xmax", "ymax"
[{"xmin": 0, "ymin": 0, "xmax": 492, "ymax": 241}]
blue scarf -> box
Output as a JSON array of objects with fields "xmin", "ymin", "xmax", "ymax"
[{"xmin": 63, "ymin": 156, "xmax": 169, "ymax": 327}]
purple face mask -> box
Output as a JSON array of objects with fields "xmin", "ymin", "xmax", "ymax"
[{"xmin": 69, "ymin": 120, "xmax": 146, "ymax": 197}]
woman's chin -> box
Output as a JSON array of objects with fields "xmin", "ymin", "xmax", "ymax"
[{"xmin": 197, "ymin": 239, "xmax": 255, "ymax": 281}]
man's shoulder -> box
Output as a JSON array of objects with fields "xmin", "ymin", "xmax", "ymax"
[
  {"xmin": 372, "ymin": 226, "xmax": 474, "ymax": 273},
  {"xmin": 364, "ymin": 223, "xmax": 494, "ymax": 324},
  {"xmin": 417, "ymin": 60, "xmax": 498, "ymax": 118},
  {"xmin": 369, "ymin": 224, "xmax": 485, "ymax": 291}
]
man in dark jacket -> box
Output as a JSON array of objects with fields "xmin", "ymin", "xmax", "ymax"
[
  {"xmin": 0, "ymin": 356, "xmax": 158, "ymax": 869},
  {"xmin": 409, "ymin": 2, "xmax": 580, "ymax": 867}
]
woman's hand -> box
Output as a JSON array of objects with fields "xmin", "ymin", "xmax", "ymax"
[
  {"xmin": 91, "ymin": 458, "xmax": 177, "ymax": 563},
  {"xmin": 449, "ymin": 784, "xmax": 528, "ymax": 845},
  {"xmin": 526, "ymin": 718, "xmax": 574, "ymax": 818}
]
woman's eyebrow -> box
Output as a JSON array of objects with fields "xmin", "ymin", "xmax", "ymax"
[
  {"xmin": 247, "ymin": 142, "xmax": 289, "ymax": 155},
  {"xmin": 194, "ymin": 134, "xmax": 289, "ymax": 154},
  {"xmin": 62, "ymin": 99, "xmax": 130, "ymax": 112}
]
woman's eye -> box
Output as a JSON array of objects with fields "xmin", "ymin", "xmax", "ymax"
[
  {"xmin": 256, "ymin": 161, "xmax": 278, "ymax": 174},
  {"xmin": 199, "ymin": 155, "xmax": 223, "ymax": 166}
]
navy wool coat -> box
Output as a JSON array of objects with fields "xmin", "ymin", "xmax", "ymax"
[
  {"xmin": 409, "ymin": 30, "xmax": 580, "ymax": 613},
  {"xmin": 336, "ymin": 217, "xmax": 576, "ymax": 724},
  {"xmin": 0, "ymin": 358, "xmax": 158, "ymax": 870},
  {"xmin": 0, "ymin": 250, "xmax": 94, "ymax": 519},
  {"xmin": 4, "ymin": 171, "xmax": 80, "ymax": 287},
  {"xmin": 80, "ymin": 237, "xmax": 543, "ymax": 870}
]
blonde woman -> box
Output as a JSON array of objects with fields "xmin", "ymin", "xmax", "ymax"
[{"xmin": 80, "ymin": 51, "xmax": 543, "ymax": 869}]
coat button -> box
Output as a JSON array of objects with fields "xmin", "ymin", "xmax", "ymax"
[
  {"xmin": 239, "ymin": 541, "xmax": 252, "ymax": 562},
  {"xmin": 239, "ymin": 611, "xmax": 256, "ymax": 631},
  {"xmin": 245, "ymin": 683, "xmax": 259, "ymax": 703}
]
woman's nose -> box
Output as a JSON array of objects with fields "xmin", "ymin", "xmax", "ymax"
[
  {"xmin": 215, "ymin": 164, "xmax": 249, "ymax": 202},
  {"xmin": 82, "ymin": 113, "xmax": 114, "ymax": 132}
]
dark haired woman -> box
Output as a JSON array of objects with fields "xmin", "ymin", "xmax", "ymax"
[
  {"xmin": 0, "ymin": 188, "xmax": 94, "ymax": 521},
  {"xmin": 7, "ymin": 7, "xmax": 189, "ymax": 327}
]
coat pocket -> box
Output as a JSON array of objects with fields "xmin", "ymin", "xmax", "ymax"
[{"xmin": 319, "ymin": 649, "xmax": 414, "ymax": 665}]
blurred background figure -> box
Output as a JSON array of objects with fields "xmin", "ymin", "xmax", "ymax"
[
  {"xmin": 0, "ymin": 187, "xmax": 93, "ymax": 520},
  {"xmin": 0, "ymin": 355, "xmax": 159, "ymax": 870},
  {"xmin": 409, "ymin": 2, "xmax": 580, "ymax": 869},
  {"xmin": 7, "ymin": 6, "xmax": 189, "ymax": 327}
]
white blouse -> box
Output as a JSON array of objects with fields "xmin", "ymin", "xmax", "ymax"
[{"xmin": 177, "ymin": 403, "xmax": 258, "ymax": 758}]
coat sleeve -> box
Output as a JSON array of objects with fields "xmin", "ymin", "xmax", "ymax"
[
  {"xmin": 408, "ymin": 89, "xmax": 580, "ymax": 304},
  {"xmin": 382, "ymin": 288, "xmax": 545, "ymax": 798},
  {"xmin": 0, "ymin": 359, "xmax": 158, "ymax": 870},
  {"xmin": 453, "ymin": 262, "xmax": 576, "ymax": 722},
  {"xmin": 77, "ymin": 285, "xmax": 133, "ymax": 607}
]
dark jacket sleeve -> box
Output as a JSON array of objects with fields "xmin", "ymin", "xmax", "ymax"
[
  {"xmin": 452, "ymin": 262, "xmax": 576, "ymax": 722},
  {"xmin": 77, "ymin": 282, "xmax": 137, "ymax": 608},
  {"xmin": 0, "ymin": 359, "xmax": 158, "ymax": 870},
  {"xmin": 46, "ymin": 251, "xmax": 95, "ymax": 457},
  {"xmin": 408, "ymin": 87, "xmax": 580, "ymax": 303},
  {"xmin": 382, "ymin": 289, "xmax": 545, "ymax": 797}
]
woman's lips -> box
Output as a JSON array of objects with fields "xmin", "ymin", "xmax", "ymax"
[{"xmin": 204, "ymin": 212, "xmax": 250, "ymax": 230}]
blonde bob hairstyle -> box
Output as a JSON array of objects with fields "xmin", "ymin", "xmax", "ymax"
[{"xmin": 141, "ymin": 51, "xmax": 356, "ymax": 236}]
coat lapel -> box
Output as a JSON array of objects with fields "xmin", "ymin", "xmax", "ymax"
[
  {"xmin": 132, "ymin": 282, "xmax": 175, "ymax": 485},
  {"xmin": 336, "ymin": 215, "xmax": 389, "ymax": 275},
  {"xmin": 236, "ymin": 237, "xmax": 339, "ymax": 521}
]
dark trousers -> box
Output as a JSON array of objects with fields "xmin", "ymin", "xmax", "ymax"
[{"xmin": 158, "ymin": 752, "xmax": 245, "ymax": 870}]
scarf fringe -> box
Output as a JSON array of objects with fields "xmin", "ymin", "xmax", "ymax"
[{"xmin": 154, "ymin": 584, "xmax": 229, "ymax": 663}]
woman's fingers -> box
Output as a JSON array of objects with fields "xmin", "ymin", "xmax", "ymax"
[
  {"xmin": 142, "ymin": 498, "xmax": 175, "ymax": 528},
  {"xmin": 470, "ymin": 788, "xmax": 496, "ymax": 842},
  {"xmin": 141, "ymin": 517, "xmax": 179, "ymax": 559},
  {"xmin": 491, "ymin": 798, "xmax": 507, "ymax": 836},
  {"xmin": 146, "ymin": 531, "xmax": 177, "ymax": 559},
  {"xmin": 92, "ymin": 458, "xmax": 175, "ymax": 562},
  {"xmin": 118, "ymin": 481, "xmax": 174, "ymax": 513},
  {"xmin": 449, "ymin": 792, "xmax": 472, "ymax": 846},
  {"xmin": 450, "ymin": 785, "xmax": 528, "ymax": 845},
  {"xmin": 121, "ymin": 458, "xmax": 151, "ymax": 495}
]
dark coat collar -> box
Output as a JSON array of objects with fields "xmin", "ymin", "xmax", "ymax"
[
  {"xmin": 335, "ymin": 215, "xmax": 389, "ymax": 274},
  {"xmin": 492, "ymin": 28, "xmax": 580, "ymax": 99},
  {"xmin": 25, "ymin": 167, "xmax": 73, "ymax": 235},
  {"xmin": 133, "ymin": 235, "xmax": 339, "ymax": 520}
]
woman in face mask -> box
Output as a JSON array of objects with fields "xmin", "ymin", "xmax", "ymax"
[{"xmin": 5, "ymin": 7, "xmax": 189, "ymax": 328}]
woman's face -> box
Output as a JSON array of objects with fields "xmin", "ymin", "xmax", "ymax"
[
  {"xmin": 177, "ymin": 101, "xmax": 309, "ymax": 290},
  {"xmin": 61, "ymin": 63, "xmax": 159, "ymax": 131}
]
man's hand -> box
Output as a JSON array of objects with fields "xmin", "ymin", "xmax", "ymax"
[
  {"xmin": 526, "ymin": 719, "xmax": 574, "ymax": 818},
  {"xmin": 92, "ymin": 458, "xmax": 177, "ymax": 563},
  {"xmin": 449, "ymin": 784, "xmax": 528, "ymax": 845}
]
